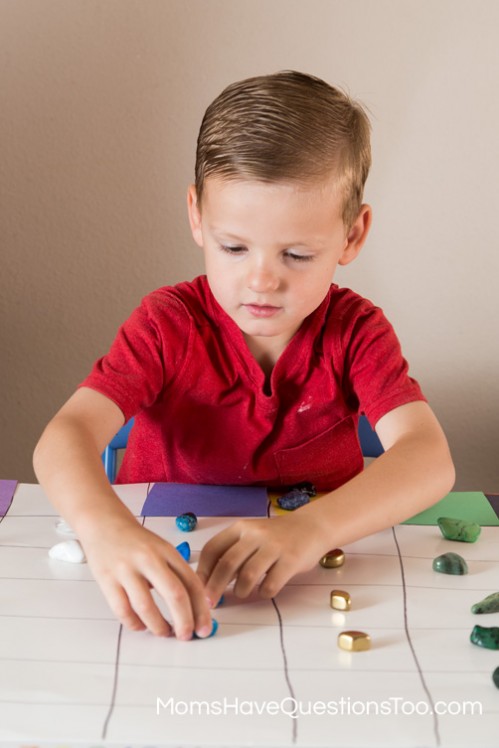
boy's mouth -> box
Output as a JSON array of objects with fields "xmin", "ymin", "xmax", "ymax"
[{"xmin": 243, "ymin": 303, "xmax": 281, "ymax": 318}]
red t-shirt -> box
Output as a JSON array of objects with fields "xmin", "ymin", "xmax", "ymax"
[{"xmin": 80, "ymin": 275, "xmax": 425, "ymax": 490}]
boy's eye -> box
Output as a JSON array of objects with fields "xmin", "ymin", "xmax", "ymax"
[
  {"xmin": 219, "ymin": 245, "xmax": 313, "ymax": 262},
  {"xmin": 220, "ymin": 245, "xmax": 246, "ymax": 255},
  {"xmin": 285, "ymin": 251, "xmax": 314, "ymax": 262}
]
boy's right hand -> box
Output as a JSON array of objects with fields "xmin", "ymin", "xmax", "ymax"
[
  {"xmin": 80, "ymin": 515, "xmax": 213, "ymax": 640},
  {"xmin": 33, "ymin": 389, "xmax": 213, "ymax": 640}
]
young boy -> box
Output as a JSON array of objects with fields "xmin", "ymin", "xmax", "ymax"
[{"xmin": 33, "ymin": 71, "xmax": 455, "ymax": 641}]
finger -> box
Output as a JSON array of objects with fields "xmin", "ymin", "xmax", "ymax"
[
  {"xmin": 258, "ymin": 558, "xmax": 295, "ymax": 599},
  {"xmin": 99, "ymin": 577, "xmax": 149, "ymax": 633},
  {"xmin": 151, "ymin": 554, "xmax": 212, "ymax": 640},
  {"xmin": 170, "ymin": 558, "xmax": 214, "ymax": 638},
  {"xmin": 196, "ymin": 526, "xmax": 240, "ymax": 585},
  {"xmin": 203, "ymin": 541, "xmax": 259, "ymax": 606},
  {"xmin": 231, "ymin": 546, "xmax": 278, "ymax": 598},
  {"xmin": 124, "ymin": 572, "xmax": 174, "ymax": 637}
]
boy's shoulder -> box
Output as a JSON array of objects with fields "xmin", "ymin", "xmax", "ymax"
[
  {"xmin": 321, "ymin": 284, "xmax": 396, "ymax": 362},
  {"xmin": 139, "ymin": 275, "xmax": 214, "ymax": 324},
  {"xmin": 326, "ymin": 283, "xmax": 381, "ymax": 325}
]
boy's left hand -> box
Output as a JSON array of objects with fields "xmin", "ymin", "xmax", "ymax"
[{"xmin": 196, "ymin": 512, "xmax": 326, "ymax": 605}]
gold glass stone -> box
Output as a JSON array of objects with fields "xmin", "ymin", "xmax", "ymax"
[
  {"xmin": 330, "ymin": 590, "xmax": 351, "ymax": 611},
  {"xmin": 338, "ymin": 630, "xmax": 371, "ymax": 652},
  {"xmin": 319, "ymin": 548, "xmax": 345, "ymax": 568}
]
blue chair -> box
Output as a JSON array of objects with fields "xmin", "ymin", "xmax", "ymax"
[
  {"xmin": 358, "ymin": 414, "xmax": 384, "ymax": 458},
  {"xmin": 102, "ymin": 418, "xmax": 135, "ymax": 482},
  {"xmin": 102, "ymin": 414, "xmax": 383, "ymax": 483}
]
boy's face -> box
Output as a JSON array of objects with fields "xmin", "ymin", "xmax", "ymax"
[{"xmin": 188, "ymin": 177, "xmax": 371, "ymax": 359}]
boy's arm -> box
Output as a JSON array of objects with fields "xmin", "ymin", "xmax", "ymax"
[
  {"xmin": 33, "ymin": 387, "xmax": 213, "ymax": 639},
  {"xmin": 197, "ymin": 401, "xmax": 455, "ymax": 604}
]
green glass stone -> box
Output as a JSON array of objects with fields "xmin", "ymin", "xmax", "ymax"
[
  {"xmin": 471, "ymin": 592, "xmax": 499, "ymax": 614},
  {"xmin": 470, "ymin": 625, "xmax": 499, "ymax": 650},
  {"xmin": 432, "ymin": 552, "xmax": 468, "ymax": 575},
  {"xmin": 437, "ymin": 516, "xmax": 481, "ymax": 543},
  {"xmin": 493, "ymin": 667, "xmax": 499, "ymax": 689}
]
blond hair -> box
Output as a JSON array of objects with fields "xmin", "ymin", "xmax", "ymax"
[{"xmin": 195, "ymin": 70, "xmax": 371, "ymax": 228}]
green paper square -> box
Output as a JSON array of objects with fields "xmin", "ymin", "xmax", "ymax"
[{"xmin": 403, "ymin": 492, "xmax": 499, "ymax": 526}]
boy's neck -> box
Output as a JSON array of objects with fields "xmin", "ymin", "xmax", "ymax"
[{"xmin": 243, "ymin": 334, "xmax": 287, "ymax": 378}]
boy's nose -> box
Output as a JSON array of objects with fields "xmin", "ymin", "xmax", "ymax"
[{"xmin": 246, "ymin": 263, "xmax": 280, "ymax": 293}]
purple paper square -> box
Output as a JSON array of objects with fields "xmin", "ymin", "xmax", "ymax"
[
  {"xmin": 141, "ymin": 483, "xmax": 268, "ymax": 517},
  {"xmin": 0, "ymin": 480, "xmax": 18, "ymax": 518},
  {"xmin": 486, "ymin": 494, "xmax": 499, "ymax": 520}
]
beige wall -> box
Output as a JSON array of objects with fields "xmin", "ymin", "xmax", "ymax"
[{"xmin": 1, "ymin": 0, "xmax": 498, "ymax": 489}]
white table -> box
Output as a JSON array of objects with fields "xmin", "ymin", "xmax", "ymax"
[{"xmin": 0, "ymin": 483, "xmax": 498, "ymax": 747}]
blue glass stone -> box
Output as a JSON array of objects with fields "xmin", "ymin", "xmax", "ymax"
[
  {"xmin": 192, "ymin": 618, "xmax": 218, "ymax": 639},
  {"xmin": 175, "ymin": 541, "xmax": 191, "ymax": 562},
  {"xmin": 493, "ymin": 666, "xmax": 499, "ymax": 689},
  {"xmin": 175, "ymin": 512, "xmax": 197, "ymax": 532},
  {"xmin": 277, "ymin": 489, "xmax": 311, "ymax": 510}
]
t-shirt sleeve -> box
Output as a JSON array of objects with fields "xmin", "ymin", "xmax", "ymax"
[
  {"xmin": 79, "ymin": 291, "xmax": 191, "ymax": 422},
  {"xmin": 337, "ymin": 296, "xmax": 426, "ymax": 428}
]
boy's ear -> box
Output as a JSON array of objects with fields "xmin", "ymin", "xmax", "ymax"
[
  {"xmin": 187, "ymin": 185, "xmax": 203, "ymax": 247},
  {"xmin": 338, "ymin": 204, "xmax": 372, "ymax": 266}
]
